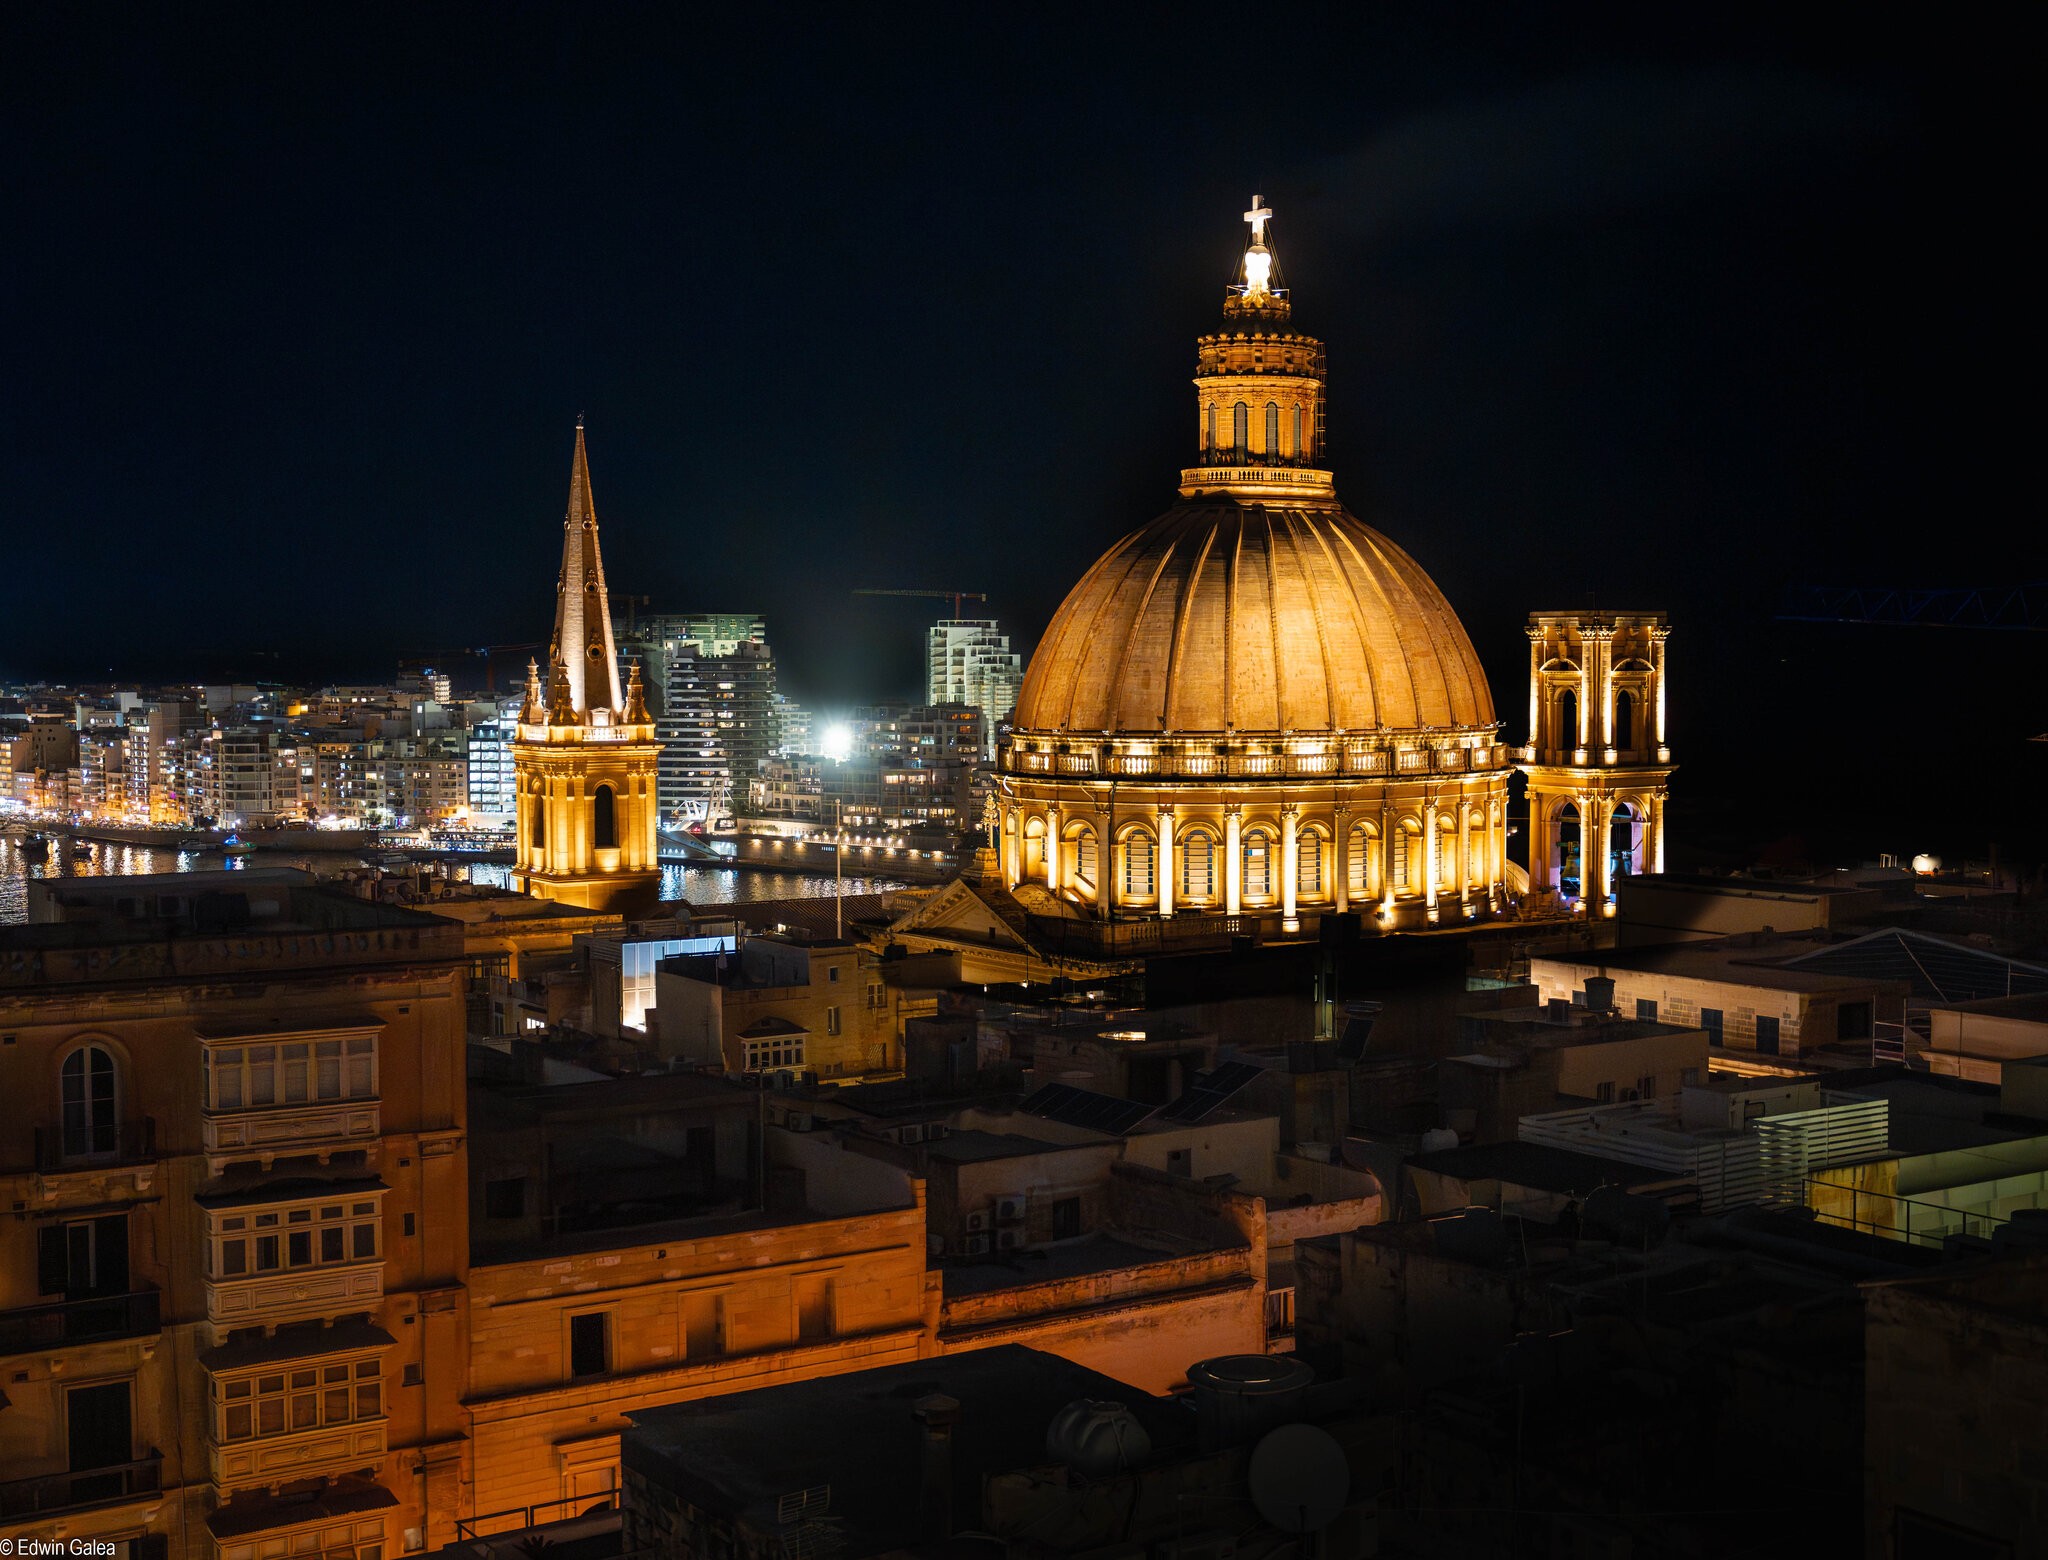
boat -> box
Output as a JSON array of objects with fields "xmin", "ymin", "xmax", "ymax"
[
  {"xmin": 20, "ymin": 835, "xmax": 50, "ymax": 863},
  {"xmin": 221, "ymin": 835, "xmax": 257, "ymax": 858}
]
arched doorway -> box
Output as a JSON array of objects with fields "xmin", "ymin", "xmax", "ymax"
[
  {"xmin": 1610, "ymin": 801, "xmax": 1645, "ymax": 881},
  {"xmin": 1555, "ymin": 801, "xmax": 1583, "ymax": 902}
]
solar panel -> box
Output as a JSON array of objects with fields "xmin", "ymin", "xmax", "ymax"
[
  {"xmin": 1158, "ymin": 1059, "xmax": 1266, "ymax": 1123},
  {"xmin": 1020, "ymin": 1083, "xmax": 1156, "ymax": 1135}
]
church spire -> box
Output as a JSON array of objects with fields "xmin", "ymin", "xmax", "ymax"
[{"xmin": 548, "ymin": 419, "xmax": 626, "ymax": 718}]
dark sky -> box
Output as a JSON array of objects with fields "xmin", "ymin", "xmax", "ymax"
[{"xmin": 6, "ymin": 7, "xmax": 2036, "ymax": 855}]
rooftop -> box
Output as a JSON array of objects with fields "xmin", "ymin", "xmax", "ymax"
[
  {"xmin": 624, "ymin": 1345, "xmax": 1194, "ymax": 1553},
  {"xmin": 0, "ymin": 873, "xmax": 464, "ymax": 988},
  {"xmin": 942, "ymin": 1230, "xmax": 1244, "ymax": 1298},
  {"xmin": 1407, "ymin": 1140, "xmax": 1676, "ymax": 1196}
]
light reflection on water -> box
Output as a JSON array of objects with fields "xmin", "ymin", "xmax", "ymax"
[{"xmin": 0, "ymin": 835, "xmax": 903, "ymax": 926}]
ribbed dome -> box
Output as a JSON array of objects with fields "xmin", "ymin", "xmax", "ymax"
[{"xmin": 1015, "ymin": 500, "xmax": 1494, "ymax": 736}]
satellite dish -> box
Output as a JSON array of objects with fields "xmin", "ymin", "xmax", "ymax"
[{"xmin": 1246, "ymin": 1422, "xmax": 1349, "ymax": 1534}]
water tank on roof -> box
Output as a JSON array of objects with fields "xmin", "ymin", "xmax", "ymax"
[
  {"xmin": 1044, "ymin": 1400, "xmax": 1151, "ymax": 1477},
  {"xmin": 1184, "ymin": 1355, "xmax": 1315, "ymax": 1449}
]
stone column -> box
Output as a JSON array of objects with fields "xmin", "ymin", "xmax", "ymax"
[
  {"xmin": 1586, "ymin": 795, "xmax": 1609, "ymax": 909},
  {"xmin": 1422, "ymin": 798, "xmax": 1439, "ymax": 915},
  {"xmin": 1528, "ymin": 793, "xmax": 1550, "ymax": 895},
  {"xmin": 1045, "ymin": 803, "xmax": 1061, "ymax": 892},
  {"xmin": 1001, "ymin": 807, "xmax": 1019, "ymax": 886},
  {"xmin": 1332, "ymin": 803, "xmax": 1350, "ymax": 914},
  {"xmin": 1596, "ymin": 630, "xmax": 1615, "ymax": 749},
  {"xmin": 1096, "ymin": 810, "xmax": 1114, "ymax": 921},
  {"xmin": 1224, "ymin": 805, "xmax": 1242, "ymax": 916},
  {"xmin": 1527, "ymin": 629, "xmax": 1542, "ymax": 753},
  {"xmin": 1457, "ymin": 798, "xmax": 1473, "ymax": 910},
  {"xmin": 1281, "ymin": 804, "xmax": 1299, "ymax": 922},
  {"xmin": 1157, "ymin": 807, "xmax": 1176, "ymax": 919},
  {"xmin": 1380, "ymin": 804, "xmax": 1396, "ymax": 917},
  {"xmin": 1653, "ymin": 631, "xmax": 1669, "ymax": 747},
  {"xmin": 1650, "ymin": 793, "xmax": 1667, "ymax": 875}
]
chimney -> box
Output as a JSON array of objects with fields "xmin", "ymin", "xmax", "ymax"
[{"xmin": 912, "ymin": 1393, "xmax": 962, "ymax": 1541}]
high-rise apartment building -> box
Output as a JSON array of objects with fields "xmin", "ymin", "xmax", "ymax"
[
  {"xmin": 642, "ymin": 617, "xmax": 776, "ymax": 824},
  {"xmin": 926, "ymin": 620, "xmax": 1021, "ymax": 758},
  {"xmin": 464, "ymin": 708, "xmax": 515, "ymax": 821}
]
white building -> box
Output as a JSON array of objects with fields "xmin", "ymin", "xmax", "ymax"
[{"xmin": 927, "ymin": 619, "xmax": 1021, "ymax": 758}]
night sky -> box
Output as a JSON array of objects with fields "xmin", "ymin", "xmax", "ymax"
[{"xmin": 7, "ymin": 7, "xmax": 2036, "ymax": 859}]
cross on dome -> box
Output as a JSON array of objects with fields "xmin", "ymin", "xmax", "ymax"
[{"xmin": 1243, "ymin": 195, "xmax": 1272, "ymax": 243}]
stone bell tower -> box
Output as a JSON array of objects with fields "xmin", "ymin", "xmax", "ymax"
[
  {"xmin": 1517, "ymin": 610, "xmax": 1675, "ymax": 917},
  {"xmin": 509, "ymin": 421, "xmax": 663, "ymax": 914}
]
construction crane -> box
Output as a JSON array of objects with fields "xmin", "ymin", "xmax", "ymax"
[
  {"xmin": 1776, "ymin": 584, "xmax": 2047, "ymax": 631},
  {"xmin": 853, "ymin": 587, "xmax": 989, "ymax": 619}
]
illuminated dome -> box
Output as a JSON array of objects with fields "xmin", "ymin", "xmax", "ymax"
[
  {"xmin": 993, "ymin": 198, "xmax": 1515, "ymax": 937},
  {"xmin": 1015, "ymin": 501, "xmax": 1493, "ymax": 736}
]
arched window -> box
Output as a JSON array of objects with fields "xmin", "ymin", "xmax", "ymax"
[
  {"xmin": 1615, "ymin": 690, "xmax": 1635, "ymax": 749},
  {"xmin": 1232, "ymin": 401, "xmax": 1248, "ymax": 451},
  {"xmin": 1558, "ymin": 688, "xmax": 1580, "ymax": 750},
  {"xmin": 1073, "ymin": 829, "xmax": 1097, "ymax": 888},
  {"xmin": 1293, "ymin": 404, "xmax": 1304, "ymax": 459},
  {"xmin": 1297, "ymin": 830, "xmax": 1325, "ymax": 897},
  {"xmin": 1180, "ymin": 830, "xmax": 1216, "ymax": 899},
  {"xmin": 1349, "ymin": 826, "xmax": 1378, "ymax": 897},
  {"xmin": 61, "ymin": 1045, "xmax": 118, "ymax": 1158},
  {"xmin": 1122, "ymin": 832, "xmax": 1157, "ymax": 898},
  {"xmin": 1243, "ymin": 829, "xmax": 1273, "ymax": 898},
  {"xmin": 529, "ymin": 794, "xmax": 546, "ymax": 850},
  {"xmin": 593, "ymin": 784, "xmax": 618, "ymax": 850},
  {"xmin": 1205, "ymin": 405, "xmax": 1215, "ymax": 452},
  {"xmin": 1265, "ymin": 402, "xmax": 1279, "ymax": 455},
  {"xmin": 1394, "ymin": 824, "xmax": 1423, "ymax": 896}
]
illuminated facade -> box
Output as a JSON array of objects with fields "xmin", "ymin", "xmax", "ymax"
[
  {"xmin": 509, "ymin": 423, "xmax": 663, "ymax": 914},
  {"xmin": 1516, "ymin": 610, "xmax": 1676, "ymax": 916},
  {"xmin": 996, "ymin": 199, "xmax": 1513, "ymax": 931}
]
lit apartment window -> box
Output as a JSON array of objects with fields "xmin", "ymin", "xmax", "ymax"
[
  {"xmin": 207, "ymin": 1199, "xmax": 380, "ymax": 1278},
  {"xmin": 206, "ymin": 1036, "xmax": 376, "ymax": 1111},
  {"xmin": 216, "ymin": 1356, "xmax": 383, "ymax": 1442}
]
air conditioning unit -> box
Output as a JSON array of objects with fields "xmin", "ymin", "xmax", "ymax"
[
  {"xmin": 960, "ymin": 1233, "xmax": 990, "ymax": 1257},
  {"xmin": 996, "ymin": 1229, "xmax": 1024, "ymax": 1251},
  {"xmin": 785, "ymin": 1112, "xmax": 816, "ymax": 1133},
  {"xmin": 964, "ymin": 1209, "xmax": 991, "ymax": 1233},
  {"xmin": 927, "ymin": 1233, "xmax": 946, "ymax": 1258},
  {"xmin": 896, "ymin": 1124, "xmax": 925, "ymax": 1145},
  {"xmin": 994, "ymin": 1195, "xmax": 1025, "ymax": 1223}
]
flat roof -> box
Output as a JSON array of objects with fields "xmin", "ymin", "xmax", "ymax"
[
  {"xmin": 1407, "ymin": 1141, "xmax": 1674, "ymax": 1195},
  {"xmin": 1533, "ymin": 939, "xmax": 1898, "ymax": 994},
  {"xmin": 941, "ymin": 1230, "xmax": 1242, "ymax": 1298},
  {"xmin": 923, "ymin": 1129, "xmax": 1087, "ymax": 1164},
  {"xmin": 625, "ymin": 1345, "xmax": 1193, "ymax": 1551}
]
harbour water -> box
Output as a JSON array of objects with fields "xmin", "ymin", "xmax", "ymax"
[{"xmin": 0, "ymin": 832, "xmax": 905, "ymax": 926}]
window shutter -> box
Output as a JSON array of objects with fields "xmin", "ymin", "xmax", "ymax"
[
  {"xmin": 95, "ymin": 1214, "xmax": 129, "ymax": 1294},
  {"xmin": 38, "ymin": 1225, "xmax": 68, "ymax": 1295}
]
